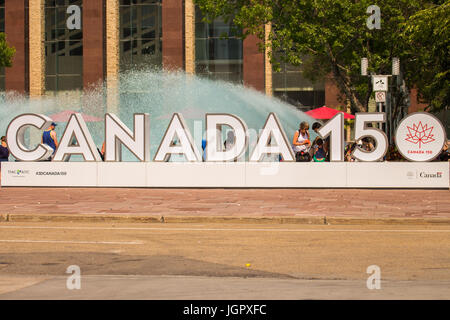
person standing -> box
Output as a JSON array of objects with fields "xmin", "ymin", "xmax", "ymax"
[{"xmin": 42, "ymin": 122, "xmax": 58, "ymax": 160}]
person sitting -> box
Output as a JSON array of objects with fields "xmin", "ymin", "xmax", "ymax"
[
  {"xmin": 310, "ymin": 121, "xmax": 331, "ymax": 161},
  {"xmin": 344, "ymin": 142, "xmax": 357, "ymax": 162},
  {"xmin": 97, "ymin": 141, "xmax": 105, "ymax": 161},
  {"xmin": 435, "ymin": 140, "xmax": 449, "ymax": 162},
  {"xmin": 386, "ymin": 144, "xmax": 402, "ymax": 161},
  {"xmin": 361, "ymin": 137, "xmax": 375, "ymax": 151},
  {"xmin": 201, "ymin": 139, "xmax": 206, "ymax": 162},
  {"xmin": 224, "ymin": 131, "xmax": 238, "ymax": 162},
  {"xmin": 313, "ymin": 138, "xmax": 326, "ymax": 162},
  {"xmin": 41, "ymin": 122, "xmax": 58, "ymax": 160},
  {"xmin": 292, "ymin": 121, "xmax": 311, "ymax": 162},
  {"xmin": 0, "ymin": 136, "xmax": 9, "ymax": 173}
]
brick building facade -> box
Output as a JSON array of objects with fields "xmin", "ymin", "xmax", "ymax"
[{"xmin": 1, "ymin": 0, "xmax": 427, "ymax": 113}]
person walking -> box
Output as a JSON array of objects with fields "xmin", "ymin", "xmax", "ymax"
[{"xmin": 42, "ymin": 122, "xmax": 58, "ymax": 160}]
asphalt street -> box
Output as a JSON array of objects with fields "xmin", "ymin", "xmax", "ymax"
[{"xmin": 0, "ymin": 222, "xmax": 449, "ymax": 299}]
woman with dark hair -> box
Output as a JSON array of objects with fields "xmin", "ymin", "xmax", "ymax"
[
  {"xmin": 0, "ymin": 136, "xmax": 9, "ymax": 172},
  {"xmin": 310, "ymin": 122, "xmax": 322, "ymax": 149}
]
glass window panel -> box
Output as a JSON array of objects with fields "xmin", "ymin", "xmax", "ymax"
[
  {"xmin": 141, "ymin": 5, "xmax": 156, "ymax": 28},
  {"xmin": 69, "ymin": 31, "xmax": 82, "ymax": 40},
  {"xmin": 120, "ymin": 8, "xmax": 131, "ymax": 27},
  {"xmin": 0, "ymin": 8, "xmax": 5, "ymax": 32},
  {"xmin": 141, "ymin": 30, "xmax": 156, "ymax": 39},
  {"xmin": 45, "ymin": 76, "xmax": 57, "ymax": 91},
  {"xmin": 45, "ymin": 52, "xmax": 57, "ymax": 75},
  {"xmin": 56, "ymin": 7, "xmax": 66, "ymax": 26},
  {"xmin": 45, "ymin": 0, "xmax": 83, "ymax": 92},
  {"xmin": 119, "ymin": 1, "xmax": 161, "ymax": 71},
  {"xmin": 56, "ymin": 75, "xmax": 82, "ymax": 90},
  {"xmin": 273, "ymin": 50, "xmax": 325, "ymax": 108},
  {"xmin": 57, "ymin": 41, "xmax": 66, "ymax": 54},
  {"xmin": 0, "ymin": 75, "xmax": 5, "ymax": 91},
  {"xmin": 195, "ymin": 6, "xmax": 242, "ymax": 84},
  {"xmin": 58, "ymin": 56, "xmax": 82, "ymax": 74},
  {"xmin": 195, "ymin": 39, "xmax": 208, "ymax": 62},
  {"xmin": 195, "ymin": 21, "xmax": 207, "ymax": 39},
  {"xmin": 122, "ymin": 27, "xmax": 132, "ymax": 38},
  {"xmin": 210, "ymin": 39, "xmax": 242, "ymax": 60},
  {"xmin": 121, "ymin": 40, "xmax": 132, "ymax": 54},
  {"xmin": 69, "ymin": 42, "xmax": 83, "ymax": 56}
]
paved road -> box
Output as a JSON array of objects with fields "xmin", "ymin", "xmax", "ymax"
[{"xmin": 0, "ymin": 222, "xmax": 449, "ymax": 299}]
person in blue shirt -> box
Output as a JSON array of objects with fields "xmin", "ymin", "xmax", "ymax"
[
  {"xmin": 41, "ymin": 122, "xmax": 59, "ymax": 160},
  {"xmin": 202, "ymin": 139, "xmax": 207, "ymax": 161}
]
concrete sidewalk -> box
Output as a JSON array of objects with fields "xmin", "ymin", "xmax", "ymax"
[
  {"xmin": 1, "ymin": 275, "xmax": 449, "ymax": 300},
  {"xmin": 0, "ymin": 187, "xmax": 449, "ymax": 224}
]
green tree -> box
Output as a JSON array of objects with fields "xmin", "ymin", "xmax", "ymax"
[
  {"xmin": 402, "ymin": 0, "xmax": 449, "ymax": 112},
  {"xmin": 194, "ymin": 0, "xmax": 441, "ymax": 113},
  {"xmin": 0, "ymin": 32, "xmax": 15, "ymax": 68}
]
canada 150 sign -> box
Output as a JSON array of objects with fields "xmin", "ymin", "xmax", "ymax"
[{"xmin": 5, "ymin": 112, "xmax": 446, "ymax": 163}]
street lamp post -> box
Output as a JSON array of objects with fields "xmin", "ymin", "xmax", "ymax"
[{"xmin": 361, "ymin": 57, "xmax": 400, "ymax": 144}]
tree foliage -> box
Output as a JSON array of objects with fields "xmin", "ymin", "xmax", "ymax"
[
  {"xmin": 194, "ymin": 0, "xmax": 448, "ymax": 113},
  {"xmin": 0, "ymin": 32, "xmax": 15, "ymax": 68},
  {"xmin": 402, "ymin": 0, "xmax": 449, "ymax": 112}
]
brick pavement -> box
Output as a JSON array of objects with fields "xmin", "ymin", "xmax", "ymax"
[{"xmin": 0, "ymin": 187, "xmax": 448, "ymax": 219}]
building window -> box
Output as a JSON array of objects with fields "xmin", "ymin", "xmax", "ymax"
[
  {"xmin": 272, "ymin": 53, "xmax": 325, "ymax": 111},
  {"xmin": 119, "ymin": 0, "xmax": 162, "ymax": 72},
  {"xmin": 195, "ymin": 7, "xmax": 243, "ymax": 83},
  {"xmin": 0, "ymin": 0, "xmax": 5, "ymax": 92},
  {"xmin": 44, "ymin": 0, "xmax": 83, "ymax": 92}
]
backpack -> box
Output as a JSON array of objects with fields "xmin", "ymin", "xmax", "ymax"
[{"xmin": 296, "ymin": 151, "xmax": 311, "ymax": 162}]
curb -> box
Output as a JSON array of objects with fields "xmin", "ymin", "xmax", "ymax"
[{"xmin": 1, "ymin": 213, "xmax": 450, "ymax": 226}]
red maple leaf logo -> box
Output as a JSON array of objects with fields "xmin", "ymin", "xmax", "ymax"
[{"xmin": 405, "ymin": 121, "xmax": 435, "ymax": 148}]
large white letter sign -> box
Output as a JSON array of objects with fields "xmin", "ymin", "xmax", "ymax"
[
  {"xmin": 105, "ymin": 113, "xmax": 150, "ymax": 162},
  {"xmin": 395, "ymin": 112, "xmax": 446, "ymax": 162},
  {"xmin": 250, "ymin": 113, "xmax": 295, "ymax": 162},
  {"xmin": 53, "ymin": 113, "xmax": 101, "ymax": 162},
  {"xmin": 154, "ymin": 113, "xmax": 201, "ymax": 162},
  {"xmin": 317, "ymin": 113, "xmax": 344, "ymax": 162},
  {"xmin": 352, "ymin": 113, "xmax": 388, "ymax": 162},
  {"xmin": 205, "ymin": 114, "xmax": 248, "ymax": 161},
  {"xmin": 6, "ymin": 113, "xmax": 54, "ymax": 161}
]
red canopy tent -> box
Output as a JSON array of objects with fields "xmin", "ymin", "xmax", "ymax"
[
  {"xmin": 305, "ymin": 106, "xmax": 355, "ymax": 120},
  {"xmin": 49, "ymin": 110, "xmax": 102, "ymax": 122}
]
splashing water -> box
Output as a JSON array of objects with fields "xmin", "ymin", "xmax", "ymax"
[{"xmin": 0, "ymin": 69, "xmax": 317, "ymax": 161}]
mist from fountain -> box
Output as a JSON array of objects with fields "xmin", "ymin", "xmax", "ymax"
[{"xmin": 0, "ymin": 68, "xmax": 318, "ymax": 161}]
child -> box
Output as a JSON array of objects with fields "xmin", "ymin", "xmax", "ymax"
[{"xmin": 313, "ymin": 138, "xmax": 326, "ymax": 162}]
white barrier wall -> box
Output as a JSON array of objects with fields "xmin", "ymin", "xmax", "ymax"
[{"xmin": 1, "ymin": 162, "xmax": 449, "ymax": 188}]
